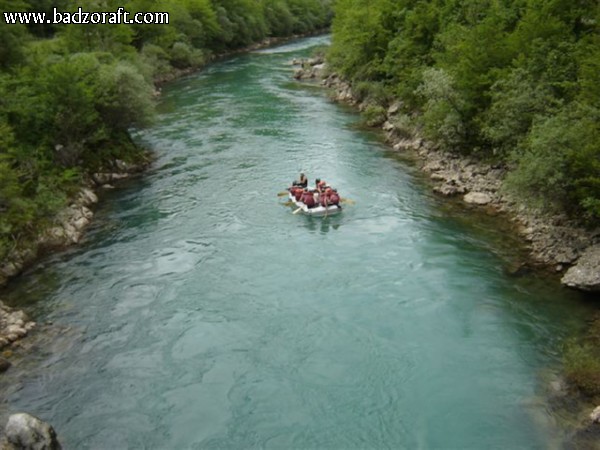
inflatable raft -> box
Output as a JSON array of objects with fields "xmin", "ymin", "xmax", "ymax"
[{"xmin": 288, "ymin": 190, "xmax": 342, "ymax": 217}]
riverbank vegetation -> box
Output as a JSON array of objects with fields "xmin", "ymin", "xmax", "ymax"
[
  {"xmin": 0, "ymin": 0, "xmax": 332, "ymax": 261},
  {"xmin": 327, "ymin": 0, "xmax": 599, "ymax": 225},
  {"xmin": 564, "ymin": 315, "xmax": 600, "ymax": 398}
]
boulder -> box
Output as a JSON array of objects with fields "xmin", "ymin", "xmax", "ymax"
[
  {"xmin": 382, "ymin": 121, "xmax": 394, "ymax": 132},
  {"xmin": 562, "ymin": 244, "xmax": 600, "ymax": 291},
  {"xmin": 92, "ymin": 173, "xmax": 112, "ymax": 185},
  {"xmin": 78, "ymin": 188, "xmax": 98, "ymax": 206},
  {"xmin": 464, "ymin": 192, "xmax": 492, "ymax": 205},
  {"xmin": 387, "ymin": 102, "xmax": 401, "ymax": 115},
  {"xmin": 4, "ymin": 413, "xmax": 61, "ymax": 450}
]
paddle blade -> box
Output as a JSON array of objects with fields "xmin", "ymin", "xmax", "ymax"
[
  {"xmin": 277, "ymin": 191, "xmax": 289, "ymax": 197},
  {"xmin": 341, "ymin": 197, "xmax": 355, "ymax": 205},
  {"xmin": 292, "ymin": 207, "xmax": 303, "ymax": 215}
]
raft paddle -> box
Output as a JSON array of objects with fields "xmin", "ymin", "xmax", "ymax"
[
  {"xmin": 292, "ymin": 207, "xmax": 303, "ymax": 215},
  {"xmin": 341, "ymin": 197, "xmax": 355, "ymax": 205},
  {"xmin": 277, "ymin": 191, "xmax": 289, "ymax": 197}
]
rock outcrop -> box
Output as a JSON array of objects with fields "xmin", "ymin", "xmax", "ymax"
[{"xmin": 562, "ymin": 244, "xmax": 600, "ymax": 292}]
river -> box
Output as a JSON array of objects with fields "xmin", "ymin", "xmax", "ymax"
[{"xmin": 0, "ymin": 36, "xmax": 594, "ymax": 449}]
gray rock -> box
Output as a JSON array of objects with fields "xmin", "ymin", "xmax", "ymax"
[
  {"xmin": 382, "ymin": 121, "xmax": 394, "ymax": 132},
  {"xmin": 92, "ymin": 173, "xmax": 112, "ymax": 185},
  {"xmin": 5, "ymin": 413, "xmax": 61, "ymax": 450},
  {"xmin": 387, "ymin": 102, "xmax": 401, "ymax": 115},
  {"xmin": 78, "ymin": 188, "xmax": 98, "ymax": 206},
  {"xmin": 562, "ymin": 244, "xmax": 600, "ymax": 291},
  {"xmin": 464, "ymin": 192, "xmax": 492, "ymax": 205}
]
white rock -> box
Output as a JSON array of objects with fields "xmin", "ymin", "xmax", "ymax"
[
  {"xmin": 387, "ymin": 102, "xmax": 401, "ymax": 115},
  {"xmin": 5, "ymin": 413, "xmax": 61, "ymax": 450},
  {"xmin": 562, "ymin": 244, "xmax": 600, "ymax": 291},
  {"xmin": 72, "ymin": 217, "xmax": 90, "ymax": 231},
  {"xmin": 382, "ymin": 121, "xmax": 394, "ymax": 132},
  {"xmin": 78, "ymin": 188, "xmax": 98, "ymax": 205},
  {"xmin": 464, "ymin": 192, "xmax": 492, "ymax": 205}
]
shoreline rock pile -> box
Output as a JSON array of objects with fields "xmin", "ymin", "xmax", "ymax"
[{"xmin": 0, "ymin": 302, "xmax": 35, "ymax": 354}]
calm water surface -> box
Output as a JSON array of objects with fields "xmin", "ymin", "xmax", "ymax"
[{"xmin": 1, "ymin": 36, "xmax": 594, "ymax": 449}]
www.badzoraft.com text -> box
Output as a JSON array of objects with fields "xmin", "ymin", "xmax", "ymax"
[{"xmin": 3, "ymin": 7, "xmax": 169, "ymax": 25}]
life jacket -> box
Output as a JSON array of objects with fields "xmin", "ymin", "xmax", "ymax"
[
  {"xmin": 320, "ymin": 192, "xmax": 330, "ymax": 207},
  {"xmin": 303, "ymin": 192, "xmax": 315, "ymax": 207},
  {"xmin": 294, "ymin": 189, "xmax": 303, "ymax": 201},
  {"xmin": 329, "ymin": 192, "xmax": 340, "ymax": 205}
]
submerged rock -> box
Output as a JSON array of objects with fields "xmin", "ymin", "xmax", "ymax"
[
  {"xmin": 562, "ymin": 244, "xmax": 600, "ymax": 291},
  {"xmin": 4, "ymin": 413, "xmax": 61, "ymax": 450}
]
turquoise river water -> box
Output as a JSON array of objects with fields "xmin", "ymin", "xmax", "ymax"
[{"xmin": 0, "ymin": 36, "xmax": 596, "ymax": 449}]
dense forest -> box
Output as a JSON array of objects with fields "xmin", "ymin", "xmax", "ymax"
[
  {"xmin": 0, "ymin": 0, "xmax": 331, "ymax": 259},
  {"xmin": 328, "ymin": 0, "xmax": 599, "ymax": 224}
]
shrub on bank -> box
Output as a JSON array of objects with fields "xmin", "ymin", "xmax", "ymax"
[{"xmin": 564, "ymin": 317, "xmax": 600, "ymax": 397}]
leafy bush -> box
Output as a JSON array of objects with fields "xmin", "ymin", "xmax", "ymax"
[
  {"xmin": 353, "ymin": 81, "xmax": 393, "ymax": 106},
  {"xmin": 482, "ymin": 68, "xmax": 561, "ymax": 156},
  {"xmin": 391, "ymin": 113, "xmax": 416, "ymax": 139},
  {"xmin": 169, "ymin": 42, "xmax": 204, "ymax": 69},
  {"xmin": 564, "ymin": 341, "xmax": 600, "ymax": 396},
  {"xmin": 417, "ymin": 68, "xmax": 466, "ymax": 151},
  {"xmin": 505, "ymin": 104, "xmax": 600, "ymax": 220},
  {"xmin": 361, "ymin": 105, "xmax": 387, "ymax": 127}
]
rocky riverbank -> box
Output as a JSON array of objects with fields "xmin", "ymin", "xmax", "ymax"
[
  {"xmin": 293, "ymin": 58, "xmax": 600, "ymax": 292},
  {"xmin": 0, "ymin": 156, "xmax": 150, "ymax": 359}
]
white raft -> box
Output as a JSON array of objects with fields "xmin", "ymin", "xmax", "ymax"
[{"xmin": 288, "ymin": 190, "xmax": 342, "ymax": 217}]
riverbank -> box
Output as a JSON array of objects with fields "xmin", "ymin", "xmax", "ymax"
[
  {"xmin": 0, "ymin": 156, "xmax": 150, "ymax": 356},
  {"xmin": 293, "ymin": 58, "xmax": 600, "ymax": 293}
]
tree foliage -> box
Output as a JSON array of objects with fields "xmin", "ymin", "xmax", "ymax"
[
  {"xmin": 0, "ymin": 0, "xmax": 332, "ymax": 257},
  {"xmin": 328, "ymin": 0, "xmax": 600, "ymax": 223}
]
